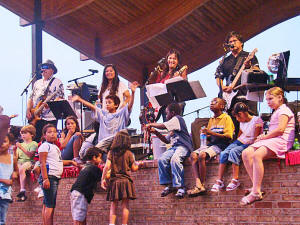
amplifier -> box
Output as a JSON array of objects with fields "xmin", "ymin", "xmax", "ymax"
[{"xmin": 242, "ymin": 69, "xmax": 269, "ymax": 84}]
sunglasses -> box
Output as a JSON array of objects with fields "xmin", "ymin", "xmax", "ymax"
[{"xmin": 41, "ymin": 64, "xmax": 51, "ymax": 70}]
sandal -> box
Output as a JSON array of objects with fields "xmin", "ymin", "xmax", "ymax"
[
  {"xmin": 175, "ymin": 188, "xmax": 185, "ymax": 199},
  {"xmin": 187, "ymin": 185, "xmax": 206, "ymax": 197},
  {"xmin": 240, "ymin": 192, "xmax": 263, "ymax": 206},
  {"xmin": 17, "ymin": 192, "xmax": 27, "ymax": 202},
  {"xmin": 161, "ymin": 186, "xmax": 176, "ymax": 197},
  {"xmin": 244, "ymin": 188, "xmax": 265, "ymax": 196},
  {"xmin": 226, "ymin": 179, "xmax": 240, "ymax": 191},
  {"xmin": 211, "ymin": 180, "xmax": 224, "ymax": 192}
]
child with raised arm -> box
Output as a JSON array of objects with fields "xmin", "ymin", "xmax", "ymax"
[
  {"xmin": 0, "ymin": 133, "xmax": 18, "ymax": 225},
  {"xmin": 187, "ymin": 98, "xmax": 234, "ymax": 196},
  {"xmin": 15, "ymin": 125, "xmax": 38, "ymax": 201},
  {"xmin": 71, "ymin": 82, "xmax": 138, "ymax": 154},
  {"xmin": 211, "ymin": 102, "xmax": 263, "ymax": 192},
  {"xmin": 39, "ymin": 124, "xmax": 77, "ymax": 225},
  {"xmin": 101, "ymin": 130, "xmax": 143, "ymax": 225},
  {"xmin": 70, "ymin": 147, "xmax": 103, "ymax": 225},
  {"xmin": 240, "ymin": 87, "xmax": 295, "ymax": 205},
  {"xmin": 146, "ymin": 103, "xmax": 193, "ymax": 198}
]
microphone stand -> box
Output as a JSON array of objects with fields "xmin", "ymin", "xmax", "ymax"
[
  {"xmin": 20, "ymin": 72, "xmax": 38, "ymax": 125},
  {"xmin": 20, "ymin": 72, "xmax": 38, "ymax": 96},
  {"xmin": 68, "ymin": 71, "xmax": 96, "ymax": 133},
  {"xmin": 67, "ymin": 72, "xmax": 96, "ymax": 84}
]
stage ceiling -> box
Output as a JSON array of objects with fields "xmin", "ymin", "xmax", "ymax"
[{"xmin": 0, "ymin": 0, "xmax": 299, "ymax": 83}]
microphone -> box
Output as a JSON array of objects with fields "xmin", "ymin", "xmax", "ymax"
[
  {"xmin": 223, "ymin": 43, "xmax": 234, "ymax": 49},
  {"xmin": 89, "ymin": 69, "xmax": 98, "ymax": 73}
]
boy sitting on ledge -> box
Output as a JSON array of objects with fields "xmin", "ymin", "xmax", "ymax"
[
  {"xmin": 146, "ymin": 103, "xmax": 193, "ymax": 198},
  {"xmin": 187, "ymin": 98, "xmax": 234, "ymax": 196}
]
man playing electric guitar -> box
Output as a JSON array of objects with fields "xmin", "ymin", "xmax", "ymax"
[
  {"xmin": 26, "ymin": 59, "xmax": 64, "ymax": 142},
  {"xmin": 215, "ymin": 31, "xmax": 259, "ymax": 136}
]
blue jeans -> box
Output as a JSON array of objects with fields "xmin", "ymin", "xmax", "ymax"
[
  {"xmin": 219, "ymin": 140, "xmax": 249, "ymax": 165},
  {"xmin": 39, "ymin": 175, "xmax": 60, "ymax": 208},
  {"xmin": 61, "ymin": 134, "xmax": 81, "ymax": 160},
  {"xmin": 0, "ymin": 199, "xmax": 10, "ymax": 225},
  {"xmin": 158, "ymin": 146, "xmax": 190, "ymax": 188}
]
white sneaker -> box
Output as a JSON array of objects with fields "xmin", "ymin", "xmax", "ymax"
[
  {"xmin": 38, "ymin": 189, "xmax": 44, "ymax": 198},
  {"xmin": 34, "ymin": 186, "xmax": 41, "ymax": 193}
]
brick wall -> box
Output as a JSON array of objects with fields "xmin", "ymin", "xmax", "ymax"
[{"xmin": 7, "ymin": 159, "xmax": 300, "ymax": 225}]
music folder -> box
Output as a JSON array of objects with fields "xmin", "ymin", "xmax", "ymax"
[
  {"xmin": 48, "ymin": 100, "xmax": 77, "ymax": 120},
  {"xmin": 147, "ymin": 77, "xmax": 206, "ymax": 107}
]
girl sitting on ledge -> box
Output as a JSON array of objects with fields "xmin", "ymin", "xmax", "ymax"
[{"xmin": 240, "ymin": 87, "xmax": 295, "ymax": 205}]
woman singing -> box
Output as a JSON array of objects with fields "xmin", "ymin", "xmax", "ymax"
[{"xmin": 148, "ymin": 49, "xmax": 188, "ymax": 121}]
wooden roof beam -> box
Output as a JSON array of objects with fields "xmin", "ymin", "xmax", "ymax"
[
  {"xmin": 100, "ymin": 0, "xmax": 208, "ymax": 57},
  {"xmin": 42, "ymin": 0, "xmax": 95, "ymax": 21}
]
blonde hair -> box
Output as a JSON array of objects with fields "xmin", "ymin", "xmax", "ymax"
[
  {"xmin": 21, "ymin": 125, "xmax": 36, "ymax": 139},
  {"xmin": 266, "ymin": 87, "xmax": 286, "ymax": 104}
]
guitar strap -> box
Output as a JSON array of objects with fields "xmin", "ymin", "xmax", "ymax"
[
  {"xmin": 43, "ymin": 77, "xmax": 56, "ymax": 97},
  {"xmin": 232, "ymin": 56, "xmax": 244, "ymax": 77}
]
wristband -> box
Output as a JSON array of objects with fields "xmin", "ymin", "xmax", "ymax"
[{"xmin": 43, "ymin": 178, "xmax": 49, "ymax": 182}]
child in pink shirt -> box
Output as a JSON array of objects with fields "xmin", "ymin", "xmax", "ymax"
[{"xmin": 240, "ymin": 87, "xmax": 295, "ymax": 205}]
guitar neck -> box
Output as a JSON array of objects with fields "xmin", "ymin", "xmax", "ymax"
[
  {"xmin": 230, "ymin": 48, "xmax": 258, "ymax": 88},
  {"xmin": 231, "ymin": 64, "xmax": 245, "ymax": 88}
]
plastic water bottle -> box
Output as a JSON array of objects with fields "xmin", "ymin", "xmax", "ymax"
[
  {"xmin": 293, "ymin": 138, "xmax": 300, "ymax": 150},
  {"xmin": 200, "ymin": 126, "xmax": 207, "ymax": 148}
]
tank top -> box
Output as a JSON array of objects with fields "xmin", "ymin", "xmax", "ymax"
[{"xmin": 0, "ymin": 153, "xmax": 13, "ymax": 200}]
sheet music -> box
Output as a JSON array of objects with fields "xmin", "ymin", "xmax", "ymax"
[{"xmin": 146, "ymin": 83, "xmax": 168, "ymax": 108}]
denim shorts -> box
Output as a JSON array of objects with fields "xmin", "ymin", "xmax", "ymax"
[
  {"xmin": 39, "ymin": 175, "xmax": 60, "ymax": 208},
  {"xmin": 0, "ymin": 199, "xmax": 10, "ymax": 225}
]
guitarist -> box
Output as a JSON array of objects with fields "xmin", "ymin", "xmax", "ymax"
[
  {"xmin": 26, "ymin": 59, "xmax": 64, "ymax": 142},
  {"xmin": 215, "ymin": 31, "xmax": 259, "ymax": 136}
]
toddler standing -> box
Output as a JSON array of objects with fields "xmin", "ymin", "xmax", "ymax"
[{"xmin": 101, "ymin": 130, "xmax": 143, "ymax": 225}]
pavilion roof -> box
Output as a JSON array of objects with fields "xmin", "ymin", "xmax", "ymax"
[{"xmin": 1, "ymin": 0, "xmax": 299, "ymax": 83}]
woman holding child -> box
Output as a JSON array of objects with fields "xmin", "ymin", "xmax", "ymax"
[{"xmin": 241, "ymin": 87, "xmax": 295, "ymax": 205}]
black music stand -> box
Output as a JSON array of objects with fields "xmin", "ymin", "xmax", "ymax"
[
  {"xmin": 155, "ymin": 80, "xmax": 206, "ymax": 106},
  {"xmin": 48, "ymin": 100, "xmax": 77, "ymax": 131}
]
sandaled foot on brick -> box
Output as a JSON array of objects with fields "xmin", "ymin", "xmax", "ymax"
[
  {"xmin": 211, "ymin": 180, "xmax": 224, "ymax": 192},
  {"xmin": 187, "ymin": 185, "xmax": 206, "ymax": 197},
  {"xmin": 226, "ymin": 179, "xmax": 240, "ymax": 191},
  {"xmin": 240, "ymin": 192, "xmax": 263, "ymax": 206}
]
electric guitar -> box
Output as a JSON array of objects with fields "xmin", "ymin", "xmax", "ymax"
[
  {"xmin": 28, "ymin": 89, "xmax": 60, "ymax": 126},
  {"xmin": 222, "ymin": 48, "xmax": 258, "ymax": 110}
]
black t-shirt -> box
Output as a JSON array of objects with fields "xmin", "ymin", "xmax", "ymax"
[
  {"xmin": 71, "ymin": 163, "xmax": 102, "ymax": 203},
  {"xmin": 218, "ymin": 50, "xmax": 259, "ymax": 89}
]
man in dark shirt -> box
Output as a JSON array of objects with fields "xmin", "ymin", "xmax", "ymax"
[
  {"xmin": 215, "ymin": 31, "xmax": 259, "ymax": 135},
  {"xmin": 216, "ymin": 31, "xmax": 259, "ymax": 111}
]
